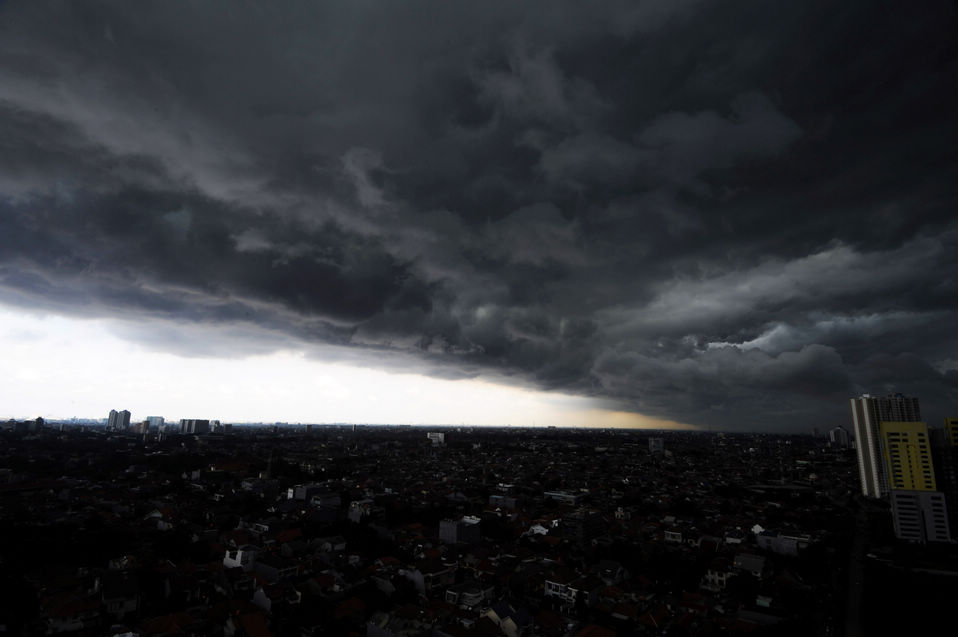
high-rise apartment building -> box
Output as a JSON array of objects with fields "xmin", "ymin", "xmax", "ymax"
[
  {"xmin": 829, "ymin": 426, "xmax": 851, "ymax": 448},
  {"xmin": 850, "ymin": 394, "xmax": 922, "ymax": 498},
  {"xmin": 880, "ymin": 421, "xmax": 936, "ymax": 491},
  {"xmin": 945, "ymin": 417, "xmax": 958, "ymax": 447},
  {"xmin": 880, "ymin": 420, "xmax": 951, "ymax": 543},
  {"xmin": 875, "ymin": 394, "xmax": 921, "ymax": 422},
  {"xmin": 931, "ymin": 426, "xmax": 958, "ymax": 536},
  {"xmin": 890, "ymin": 491, "xmax": 951, "ymax": 543},
  {"xmin": 179, "ymin": 419, "xmax": 210, "ymax": 435},
  {"xmin": 107, "ymin": 409, "xmax": 131, "ymax": 431},
  {"xmin": 850, "ymin": 395, "xmax": 953, "ymax": 542}
]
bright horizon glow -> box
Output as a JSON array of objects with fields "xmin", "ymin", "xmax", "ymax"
[{"xmin": 0, "ymin": 305, "xmax": 694, "ymax": 429}]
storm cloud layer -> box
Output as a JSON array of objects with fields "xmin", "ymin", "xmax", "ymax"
[{"xmin": 2, "ymin": 0, "xmax": 957, "ymax": 429}]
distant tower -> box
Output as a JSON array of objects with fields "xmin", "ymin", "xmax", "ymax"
[
  {"xmin": 178, "ymin": 419, "xmax": 210, "ymax": 434},
  {"xmin": 829, "ymin": 426, "xmax": 851, "ymax": 449},
  {"xmin": 107, "ymin": 409, "xmax": 131, "ymax": 432},
  {"xmin": 850, "ymin": 394, "xmax": 921, "ymax": 498},
  {"xmin": 649, "ymin": 437, "xmax": 665, "ymax": 455},
  {"xmin": 266, "ymin": 450, "xmax": 275, "ymax": 479}
]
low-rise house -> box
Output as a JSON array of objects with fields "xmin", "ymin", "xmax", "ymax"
[
  {"xmin": 309, "ymin": 491, "xmax": 342, "ymax": 509},
  {"xmin": 249, "ymin": 517, "xmax": 287, "ymax": 539},
  {"xmin": 543, "ymin": 490, "xmax": 584, "ymax": 506},
  {"xmin": 252, "ymin": 554, "xmax": 299, "ymax": 582},
  {"xmin": 544, "ymin": 569, "xmax": 578, "ymax": 607},
  {"xmin": 490, "ymin": 494, "xmax": 518, "ymax": 510},
  {"xmin": 561, "ymin": 509, "xmax": 605, "ymax": 543},
  {"xmin": 724, "ymin": 529, "xmax": 746, "ymax": 545},
  {"xmin": 733, "ymin": 553, "xmax": 767, "ymax": 579},
  {"xmin": 417, "ymin": 560, "xmax": 457, "ymax": 592},
  {"xmin": 252, "ymin": 582, "xmax": 301, "ymax": 613},
  {"xmin": 40, "ymin": 591, "xmax": 100, "ymax": 634},
  {"xmin": 318, "ymin": 535, "xmax": 348, "ymax": 552},
  {"xmin": 287, "ymin": 482, "xmax": 325, "ymax": 501},
  {"xmin": 701, "ymin": 558, "xmax": 733, "ymax": 592},
  {"xmin": 139, "ymin": 610, "xmax": 209, "ymax": 636},
  {"xmin": 570, "ymin": 575, "xmax": 606, "ymax": 608},
  {"xmin": 100, "ymin": 572, "xmax": 139, "ymax": 619},
  {"xmin": 224, "ymin": 610, "xmax": 273, "ymax": 637},
  {"xmin": 223, "ymin": 544, "xmax": 260, "ymax": 571},
  {"xmin": 483, "ymin": 602, "xmax": 534, "ymax": 637},
  {"xmin": 348, "ymin": 498, "xmax": 383, "ymax": 523},
  {"xmin": 755, "ymin": 530, "xmax": 811, "ymax": 556},
  {"xmin": 445, "ymin": 580, "xmax": 494, "ymax": 608}
]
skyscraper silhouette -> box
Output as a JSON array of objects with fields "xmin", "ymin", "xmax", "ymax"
[{"xmin": 107, "ymin": 409, "xmax": 131, "ymax": 432}]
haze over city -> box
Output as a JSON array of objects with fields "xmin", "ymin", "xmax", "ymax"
[{"xmin": 2, "ymin": 1, "xmax": 957, "ymax": 430}]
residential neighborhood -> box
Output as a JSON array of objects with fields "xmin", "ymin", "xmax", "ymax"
[{"xmin": 0, "ymin": 422, "xmax": 874, "ymax": 635}]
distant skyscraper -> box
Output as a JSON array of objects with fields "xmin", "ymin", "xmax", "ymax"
[
  {"xmin": 850, "ymin": 394, "xmax": 921, "ymax": 498},
  {"xmin": 146, "ymin": 416, "xmax": 165, "ymax": 429},
  {"xmin": 649, "ymin": 437, "xmax": 665, "ymax": 454},
  {"xmin": 179, "ymin": 419, "xmax": 210, "ymax": 435},
  {"xmin": 829, "ymin": 426, "xmax": 851, "ymax": 448},
  {"xmin": 107, "ymin": 409, "xmax": 131, "ymax": 431}
]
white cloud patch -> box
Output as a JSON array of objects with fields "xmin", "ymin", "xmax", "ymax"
[
  {"xmin": 604, "ymin": 236, "xmax": 945, "ymax": 336},
  {"xmin": 708, "ymin": 312, "xmax": 943, "ymax": 355}
]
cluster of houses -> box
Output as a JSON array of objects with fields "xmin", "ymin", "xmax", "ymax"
[{"xmin": 0, "ymin": 424, "xmax": 859, "ymax": 635}]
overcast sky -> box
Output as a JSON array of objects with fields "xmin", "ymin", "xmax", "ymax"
[{"xmin": 1, "ymin": 1, "xmax": 957, "ymax": 430}]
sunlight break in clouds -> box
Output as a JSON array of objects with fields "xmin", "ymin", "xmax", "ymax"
[{"xmin": 0, "ymin": 306, "xmax": 691, "ymax": 429}]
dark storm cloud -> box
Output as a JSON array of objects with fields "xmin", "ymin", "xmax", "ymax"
[{"xmin": 2, "ymin": 0, "xmax": 958, "ymax": 429}]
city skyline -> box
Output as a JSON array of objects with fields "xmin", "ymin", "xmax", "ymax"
[{"xmin": 2, "ymin": 2, "xmax": 958, "ymax": 430}]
